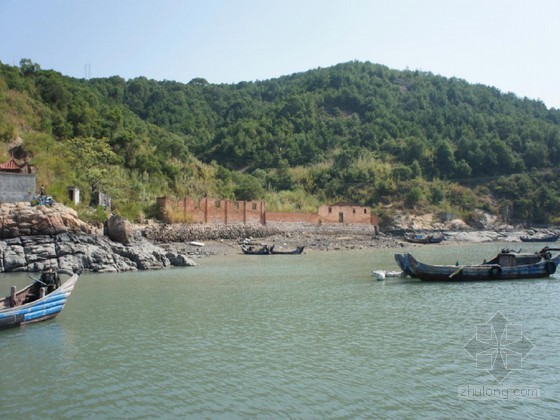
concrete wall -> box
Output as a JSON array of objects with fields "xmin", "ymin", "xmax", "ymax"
[
  {"xmin": 67, "ymin": 187, "xmax": 80, "ymax": 205},
  {"xmin": 0, "ymin": 173, "xmax": 37, "ymax": 203}
]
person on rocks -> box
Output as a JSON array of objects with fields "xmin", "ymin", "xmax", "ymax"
[{"xmin": 39, "ymin": 184, "xmax": 45, "ymax": 196}]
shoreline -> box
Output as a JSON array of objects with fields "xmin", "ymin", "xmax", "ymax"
[
  {"xmin": 1, "ymin": 199, "xmax": 557, "ymax": 272},
  {"xmin": 155, "ymin": 226, "xmax": 556, "ymax": 258}
]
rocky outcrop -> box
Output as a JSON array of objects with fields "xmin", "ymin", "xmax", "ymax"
[
  {"xmin": 0, "ymin": 233, "xmax": 197, "ymax": 273},
  {"xmin": 0, "ymin": 202, "xmax": 96, "ymax": 239},
  {"xmin": 0, "ymin": 203, "xmax": 197, "ymax": 273}
]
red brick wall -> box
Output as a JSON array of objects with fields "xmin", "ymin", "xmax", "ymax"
[
  {"xmin": 266, "ymin": 212, "xmax": 319, "ymax": 224},
  {"xmin": 225, "ymin": 200, "xmax": 245, "ymax": 224},
  {"xmin": 157, "ymin": 197, "xmax": 377, "ymax": 227},
  {"xmin": 158, "ymin": 197, "xmax": 265, "ymax": 224}
]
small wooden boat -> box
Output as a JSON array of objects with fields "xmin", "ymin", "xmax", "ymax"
[
  {"xmin": 404, "ymin": 232, "xmax": 444, "ymax": 244},
  {"xmin": 0, "ymin": 269, "xmax": 79, "ymax": 330},
  {"xmin": 241, "ymin": 244, "xmax": 272, "ymax": 255},
  {"xmin": 271, "ymin": 246, "xmax": 304, "ymax": 255},
  {"xmin": 394, "ymin": 247, "xmax": 560, "ymax": 281},
  {"xmin": 240, "ymin": 244, "xmax": 304, "ymax": 255},
  {"xmin": 520, "ymin": 233, "xmax": 559, "ymax": 242}
]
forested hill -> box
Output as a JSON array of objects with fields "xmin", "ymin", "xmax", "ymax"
[{"xmin": 1, "ymin": 59, "xmax": 560, "ymax": 225}]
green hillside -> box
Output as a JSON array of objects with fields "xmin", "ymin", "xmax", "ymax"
[{"xmin": 1, "ymin": 59, "xmax": 559, "ymax": 225}]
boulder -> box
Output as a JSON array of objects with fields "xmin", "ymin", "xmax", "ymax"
[
  {"xmin": 448, "ymin": 219, "xmax": 471, "ymax": 231},
  {"xmin": 106, "ymin": 215, "xmax": 135, "ymax": 245},
  {"xmin": 167, "ymin": 253, "xmax": 198, "ymax": 267}
]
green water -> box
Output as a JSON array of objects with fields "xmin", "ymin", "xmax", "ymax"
[{"xmin": 1, "ymin": 243, "xmax": 559, "ymax": 418}]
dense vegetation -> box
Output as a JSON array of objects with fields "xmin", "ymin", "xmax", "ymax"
[{"xmin": 1, "ymin": 59, "xmax": 560, "ymax": 225}]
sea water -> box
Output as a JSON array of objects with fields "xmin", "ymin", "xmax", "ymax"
[{"xmin": 1, "ymin": 242, "xmax": 559, "ymax": 418}]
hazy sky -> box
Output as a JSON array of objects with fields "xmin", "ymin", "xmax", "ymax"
[{"xmin": 1, "ymin": 0, "xmax": 559, "ymax": 109}]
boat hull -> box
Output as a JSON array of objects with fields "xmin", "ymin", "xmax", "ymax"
[
  {"xmin": 520, "ymin": 235, "xmax": 559, "ymax": 242},
  {"xmin": 271, "ymin": 246, "xmax": 304, "ymax": 255},
  {"xmin": 399, "ymin": 253, "xmax": 559, "ymax": 281}
]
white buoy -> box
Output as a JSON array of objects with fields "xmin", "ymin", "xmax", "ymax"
[
  {"xmin": 372, "ymin": 270, "xmax": 386, "ymax": 281},
  {"xmin": 372, "ymin": 270, "xmax": 406, "ymax": 280},
  {"xmin": 386, "ymin": 271, "xmax": 405, "ymax": 277}
]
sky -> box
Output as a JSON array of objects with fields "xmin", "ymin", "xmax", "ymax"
[{"xmin": 1, "ymin": 0, "xmax": 559, "ymax": 109}]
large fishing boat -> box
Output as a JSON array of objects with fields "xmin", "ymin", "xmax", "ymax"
[{"xmin": 394, "ymin": 247, "xmax": 559, "ymax": 281}]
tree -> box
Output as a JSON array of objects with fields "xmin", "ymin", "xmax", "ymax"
[
  {"xmin": 19, "ymin": 58, "xmax": 40, "ymax": 75},
  {"xmin": 405, "ymin": 186, "xmax": 423, "ymax": 208},
  {"xmin": 66, "ymin": 137, "xmax": 123, "ymax": 191},
  {"xmin": 234, "ymin": 174, "xmax": 265, "ymax": 201},
  {"xmin": 189, "ymin": 77, "xmax": 209, "ymax": 86},
  {"xmin": 434, "ymin": 139, "xmax": 456, "ymax": 179}
]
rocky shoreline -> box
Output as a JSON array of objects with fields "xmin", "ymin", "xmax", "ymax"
[
  {"xmin": 0, "ymin": 233, "xmax": 199, "ymax": 274},
  {"xmin": 152, "ymin": 222, "xmax": 557, "ymax": 258},
  {"xmin": 0, "ymin": 203, "xmax": 197, "ymax": 273},
  {"xmin": 1, "ymin": 202, "xmax": 557, "ymax": 273}
]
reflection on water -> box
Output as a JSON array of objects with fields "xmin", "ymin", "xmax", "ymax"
[{"xmin": 1, "ymin": 243, "xmax": 559, "ymax": 417}]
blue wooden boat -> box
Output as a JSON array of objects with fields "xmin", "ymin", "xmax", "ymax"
[
  {"xmin": 0, "ymin": 269, "xmax": 79, "ymax": 330},
  {"xmin": 394, "ymin": 247, "xmax": 560, "ymax": 281}
]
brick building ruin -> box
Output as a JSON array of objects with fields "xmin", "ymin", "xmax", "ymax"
[{"xmin": 157, "ymin": 197, "xmax": 378, "ymax": 227}]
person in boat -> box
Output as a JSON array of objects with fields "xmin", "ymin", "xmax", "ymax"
[{"xmin": 40, "ymin": 267, "xmax": 61, "ymax": 293}]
